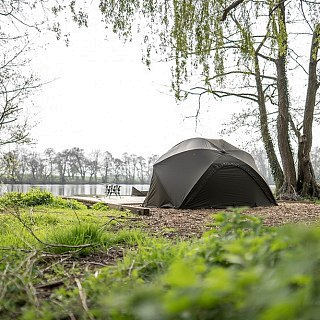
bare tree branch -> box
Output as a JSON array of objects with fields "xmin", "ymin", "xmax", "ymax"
[
  {"xmin": 208, "ymin": 70, "xmax": 277, "ymax": 81},
  {"xmin": 188, "ymin": 86, "xmax": 259, "ymax": 103},
  {"xmin": 221, "ymin": 0, "xmax": 245, "ymax": 22}
]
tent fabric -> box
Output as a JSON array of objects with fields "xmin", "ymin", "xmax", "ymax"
[
  {"xmin": 143, "ymin": 138, "xmax": 277, "ymax": 209},
  {"xmin": 131, "ymin": 186, "xmax": 148, "ymax": 197}
]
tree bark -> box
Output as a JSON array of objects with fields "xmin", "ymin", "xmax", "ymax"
[
  {"xmin": 275, "ymin": 2, "xmax": 297, "ymax": 197},
  {"xmin": 297, "ymin": 24, "xmax": 320, "ymax": 198},
  {"xmin": 254, "ymin": 54, "xmax": 284, "ymax": 191},
  {"xmin": 276, "ymin": 55, "xmax": 297, "ymax": 196}
]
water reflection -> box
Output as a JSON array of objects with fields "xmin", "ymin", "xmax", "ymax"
[{"xmin": 0, "ymin": 184, "xmax": 149, "ymax": 197}]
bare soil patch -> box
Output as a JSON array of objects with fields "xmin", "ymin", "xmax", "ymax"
[
  {"xmin": 138, "ymin": 201, "xmax": 320, "ymax": 238},
  {"xmin": 244, "ymin": 201, "xmax": 320, "ymax": 227}
]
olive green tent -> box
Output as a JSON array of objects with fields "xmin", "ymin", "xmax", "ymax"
[{"xmin": 143, "ymin": 138, "xmax": 277, "ymax": 209}]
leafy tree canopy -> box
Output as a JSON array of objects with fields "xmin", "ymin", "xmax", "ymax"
[{"xmin": 85, "ymin": 1, "xmax": 320, "ymax": 99}]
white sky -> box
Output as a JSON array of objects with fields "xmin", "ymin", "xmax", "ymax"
[
  {"xmin": 30, "ymin": 15, "xmax": 241, "ymax": 158},
  {"xmin": 29, "ymin": 9, "xmax": 319, "ymax": 159}
]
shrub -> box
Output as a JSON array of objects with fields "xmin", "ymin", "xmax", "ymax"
[
  {"xmin": 0, "ymin": 189, "xmax": 86, "ymax": 209},
  {"xmin": 0, "ymin": 191, "xmax": 25, "ymax": 207},
  {"xmin": 92, "ymin": 202, "xmax": 109, "ymax": 211},
  {"xmin": 21, "ymin": 188, "xmax": 54, "ymax": 206},
  {"xmin": 0, "ymin": 188, "xmax": 54, "ymax": 207}
]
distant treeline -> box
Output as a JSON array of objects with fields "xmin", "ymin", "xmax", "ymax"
[
  {"xmin": 1, "ymin": 146, "xmax": 319, "ymax": 185},
  {"xmin": 0, "ymin": 147, "xmax": 159, "ymax": 184}
]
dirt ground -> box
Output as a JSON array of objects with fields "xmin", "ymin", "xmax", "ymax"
[
  {"xmin": 69, "ymin": 201, "xmax": 320, "ymax": 271},
  {"xmin": 138, "ymin": 201, "xmax": 320, "ymax": 239}
]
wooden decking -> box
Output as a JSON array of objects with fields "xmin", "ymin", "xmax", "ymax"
[{"xmin": 63, "ymin": 195, "xmax": 149, "ymax": 215}]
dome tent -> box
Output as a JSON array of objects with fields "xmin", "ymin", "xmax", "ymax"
[{"xmin": 143, "ymin": 138, "xmax": 277, "ymax": 209}]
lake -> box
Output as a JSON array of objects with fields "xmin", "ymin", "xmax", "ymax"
[{"xmin": 0, "ymin": 184, "xmax": 150, "ymax": 197}]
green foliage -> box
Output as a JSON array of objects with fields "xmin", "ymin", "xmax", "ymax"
[
  {"xmin": 95, "ymin": 0, "xmax": 320, "ymax": 98},
  {"xmin": 44, "ymin": 222, "xmax": 143, "ymax": 256},
  {"xmin": 0, "ymin": 191, "xmax": 25, "ymax": 207},
  {"xmin": 0, "ymin": 188, "xmax": 53, "ymax": 207},
  {"xmin": 92, "ymin": 202, "xmax": 109, "ymax": 211},
  {"xmin": 26, "ymin": 212, "xmax": 320, "ymax": 319},
  {"xmin": 4, "ymin": 205, "xmax": 320, "ymax": 319},
  {"xmin": 0, "ymin": 189, "xmax": 86, "ymax": 210},
  {"xmin": 49, "ymin": 196, "xmax": 87, "ymax": 209},
  {"xmin": 0, "ymin": 201, "xmax": 148, "ymax": 319},
  {"xmin": 21, "ymin": 188, "xmax": 54, "ymax": 206},
  {"xmin": 119, "ymin": 236, "xmax": 189, "ymax": 281},
  {"xmin": 102, "ymin": 229, "xmax": 145, "ymax": 248}
]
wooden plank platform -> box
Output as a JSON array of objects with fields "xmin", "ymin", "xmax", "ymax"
[{"xmin": 63, "ymin": 196, "xmax": 150, "ymax": 215}]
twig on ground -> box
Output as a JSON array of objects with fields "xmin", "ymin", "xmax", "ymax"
[
  {"xmin": 40, "ymin": 255, "xmax": 73, "ymax": 274},
  {"xmin": 99, "ymin": 215, "xmax": 142, "ymax": 230},
  {"xmin": 0, "ymin": 263, "xmax": 10, "ymax": 301},
  {"xmin": 29, "ymin": 207, "xmax": 35, "ymax": 225},
  {"xmin": 35, "ymin": 280, "xmax": 65, "ymax": 290},
  {"xmin": 75, "ymin": 278, "xmax": 94, "ymax": 320},
  {"xmin": 99, "ymin": 217, "xmax": 119, "ymax": 230},
  {"xmin": 128, "ymin": 259, "xmax": 135, "ymax": 277}
]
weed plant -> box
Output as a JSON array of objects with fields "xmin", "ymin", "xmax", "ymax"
[
  {"xmin": 0, "ymin": 188, "xmax": 54, "ymax": 207},
  {"xmin": 92, "ymin": 202, "xmax": 109, "ymax": 211},
  {"xmin": 49, "ymin": 196, "xmax": 87, "ymax": 209},
  {"xmin": 0, "ymin": 188, "xmax": 86, "ymax": 209}
]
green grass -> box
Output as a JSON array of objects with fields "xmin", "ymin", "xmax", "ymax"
[
  {"xmin": 0, "ymin": 190, "xmax": 148, "ymax": 319},
  {"xmin": 2, "ymin": 190, "xmax": 320, "ymax": 319},
  {"xmin": 25, "ymin": 212, "xmax": 320, "ymax": 320},
  {"xmin": 0, "ymin": 204, "xmax": 142, "ymax": 251},
  {"xmin": 44, "ymin": 223, "xmax": 104, "ymax": 255}
]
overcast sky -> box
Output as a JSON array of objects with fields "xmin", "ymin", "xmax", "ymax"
[{"xmin": 28, "ymin": 13, "xmax": 243, "ymax": 158}]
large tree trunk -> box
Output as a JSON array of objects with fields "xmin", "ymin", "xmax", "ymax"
[
  {"xmin": 297, "ymin": 24, "xmax": 320, "ymax": 198},
  {"xmin": 276, "ymin": 55, "xmax": 297, "ymax": 196},
  {"xmin": 275, "ymin": 2, "xmax": 297, "ymax": 197},
  {"xmin": 254, "ymin": 55, "xmax": 284, "ymax": 191}
]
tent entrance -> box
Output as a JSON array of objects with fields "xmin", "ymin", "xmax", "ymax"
[{"xmin": 181, "ymin": 164, "xmax": 272, "ymax": 209}]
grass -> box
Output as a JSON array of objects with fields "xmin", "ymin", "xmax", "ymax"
[
  {"xmin": 1, "ymin": 190, "xmax": 320, "ymax": 319},
  {"xmin": 44, "ymin": 223, "xmax": 105, "ymax": 255},
  {"xmin": 0, "ymin": 206, "xmax": 143, "ymax": 252},
  {"xmin": 0, "ymin": 190, "xmax": 149, "ymax": 319},
  {"xmin": 16, "ymin": 211, "xmax": 320, "ymax": 320}
]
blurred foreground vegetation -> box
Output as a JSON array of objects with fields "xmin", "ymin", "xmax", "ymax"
[{"xmin": 0, "ymin": 189, "xmax": 320, "ymax": 319}]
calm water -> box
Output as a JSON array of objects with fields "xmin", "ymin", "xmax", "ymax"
[{"xmin": 0, "ymin": 184, "xmax": 150, "ymax": 197}]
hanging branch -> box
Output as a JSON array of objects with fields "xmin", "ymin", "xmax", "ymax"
[{"xmin": 221, "ymin": 0, "xmax": 246, "ymax": 21}]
